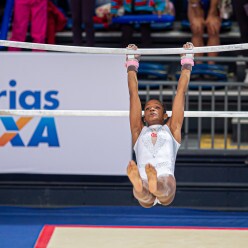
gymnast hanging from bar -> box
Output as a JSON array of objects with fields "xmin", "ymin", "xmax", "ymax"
[{"xmin": 126, "ymin": 42, "xmax": 194, "ymax": 207}]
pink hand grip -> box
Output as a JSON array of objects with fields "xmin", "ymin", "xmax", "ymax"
[{"xmin": 181, "ymin": 58, "xmax": 194, "ymax": 66}]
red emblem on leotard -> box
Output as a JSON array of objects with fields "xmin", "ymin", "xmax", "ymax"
[{"xmin": 151, "ymin": 133, "xmax": 157, "ymax": 138}]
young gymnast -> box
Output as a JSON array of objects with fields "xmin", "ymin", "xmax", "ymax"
[{"xmin": 126, "ymin": 42, "xmax": 194, "ymax": 207}]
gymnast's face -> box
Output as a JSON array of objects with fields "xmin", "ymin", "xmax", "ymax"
[{"xmin": 144, "ymin": 100, "xmax": 166, "ymax": 126}]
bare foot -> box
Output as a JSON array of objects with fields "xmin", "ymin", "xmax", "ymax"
[
  {"xmin": 127, "ymin": 161, "xmax": 143, "ymax": 193},
  {"xmin": 145, "ymin": 164, "xmax": 158, "ymax": 194}
]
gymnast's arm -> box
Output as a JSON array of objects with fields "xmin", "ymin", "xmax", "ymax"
[
  {"xmin": 125, "ymin": 44, "xmax": 144, "ymax": 146},
  {"xmin": 128, "ymin": 69, "xmax": 144, "ymax": 146},
  {"xmin": 167, "ymin": 43, "xmax": 193, "ymax": 144}
]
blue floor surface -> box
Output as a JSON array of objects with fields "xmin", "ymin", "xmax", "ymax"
[{"xmin": 1, "ymin": 206, "xmax": 248, "ymax": 248}]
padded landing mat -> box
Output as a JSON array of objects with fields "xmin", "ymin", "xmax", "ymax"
[{"xmin": 35, "ymin": 225, "xmax": 248, "ymax": 248}]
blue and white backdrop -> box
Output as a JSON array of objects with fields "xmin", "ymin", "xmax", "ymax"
[{"xmin": 0, "ymin": 53, "xmax": 131, "ymax": 175}]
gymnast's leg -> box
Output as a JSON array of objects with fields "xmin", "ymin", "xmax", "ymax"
[
  {"xmin": 145, "ymin": 164, "xmax": 176, "ymax": 206},
  {"xmin": 127, "ymin": 160, "xmax": 156, "ymax": 208}
]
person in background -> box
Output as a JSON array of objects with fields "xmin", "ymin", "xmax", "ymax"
[
  {"xmin": 9, "ymin": 0, "xmax": 48, "ymax": 51},
  {"xmin": 187, "ymin": 0, "xmax": 221, "ymax": 63},
  {"xmin": 109, "ymin": 0, "xmax": 165, "ymax": 48},
  {"xmin": 70, "ymin": 0, "xmax": 96, "ymax": 47},
  {"xmin": 0, "ymin": 1, "xmax": 6, "ymax": 21},
  {"xmin": 233, "ymin": 0, "xmax": 248, "ymax": 82},
  {"xmin": 46, "ymin": 0, "xmax": 67, "ymax": 44}
]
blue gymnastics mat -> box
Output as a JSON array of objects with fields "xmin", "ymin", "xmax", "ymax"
[{"xmin": 0, "ymin": 206, "xmax": 248, "ymax": 248}]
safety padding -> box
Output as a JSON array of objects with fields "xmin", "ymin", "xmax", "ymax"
[
  {"xmin": 138, "ymin": 62, "xmax": 169, "ymax": 89},
  {"xmin": 176, "ymin": 64, "xmax": 229, "ymax": 90}
]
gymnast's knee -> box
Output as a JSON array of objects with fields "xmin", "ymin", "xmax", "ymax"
[
  {"xmin": 159, "ymin": 192, "xmax": 176, "ymax": 206},
  {"xmin": 138, "ymin": 200, "xmax": 154, "ymax": 208},
  {"xmin": 157, "ymin": 175, "xmax": 176, "ymax": 206}
]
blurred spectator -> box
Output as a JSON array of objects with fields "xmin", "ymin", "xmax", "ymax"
[
  {"xmin": 110, "ymin": 0, "xmax": 165, "ymax": 48},
  {"xmin": 47, "ymin": 1, "xmax": 67, "ymax": 44},
  {"xmin": 164, "ymin": 0, "xmax": 175, "ymax": 16},
  {"xmin": 51, "ymin": 0, "xmax": 70, "ymax": 15},
  {"xmin": 9, "ymin": 0, "xmax": 48, "ymax": 51},
  {"xmin": 0, "ymin": 0, "xmax": 11, "ymax": 42},
  {"xmin": 0, "ymin": 1, "xmax": 6, "ymax": 21},
  {"xmin": 188, "ymin": 0, "xmax": 221, "ymax": 63},
  {"xmin": 95, "ymin": 0, "xmax": 111, "ymax": 19},
  {"xmin": 219, "ymin": 0, "xmax": 232, "ymax": 19},
  {"xmin": 233, "ymin": 0, "xmax": 248, "ymax": 82},
  {"xmin": 70, "ymin": 0, "xmax": 96, "ymax": 47}
]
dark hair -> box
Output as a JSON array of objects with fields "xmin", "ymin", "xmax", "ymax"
[{"xmin": 144, "ymin": 98, "xmax": 167, "ymax": 113}]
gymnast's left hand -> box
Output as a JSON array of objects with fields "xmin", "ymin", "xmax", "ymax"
[{"xmin": 126, "ymin": 44, "xmax": 141, "ymax": 61}]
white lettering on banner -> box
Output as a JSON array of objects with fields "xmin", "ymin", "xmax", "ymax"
[{"xmin": 0, "ymin": 53, "xmax": 131, "ymax": 175}]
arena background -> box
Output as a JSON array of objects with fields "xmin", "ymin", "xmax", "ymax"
[{"xmin": 0, "ymin": 1, "xmax": 248, "ymax": 248}]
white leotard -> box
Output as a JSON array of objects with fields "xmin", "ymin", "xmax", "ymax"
[{"xmin": 133, "ymin": 124, "xmax": 180, "ymax": 180}]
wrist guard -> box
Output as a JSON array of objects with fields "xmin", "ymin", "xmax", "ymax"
[
  {"xmin": 125, "ymin": 57, "xmax": 139, "ymax": 73},
  {"xmin": 181, "ymin": 43, "xmax": 194, "ymax": 71},
  {"xmin": 125, "ymin": 51, "xmax": 140, "ymax": 73}
]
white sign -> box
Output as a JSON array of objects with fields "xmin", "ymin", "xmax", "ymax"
[{"xmin": 0, "ymin": 53, "xmax": 132, "ymax": 175}]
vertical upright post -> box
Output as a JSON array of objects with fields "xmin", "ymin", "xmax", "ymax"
[
  {"xmin": 159, "ymin": 84, "xmax": 163, "ymax": 103},
  {"xmin": 224, "ymin": 85, "xmax": 228, "ymax": 149},
  {"xmin": 237, "ymin": 86, "xmax": 241, "ymax": 149},
  {"xmin": 146, "ymin": 85, "xmax": 150, "ymax": 102},
  {"xmin": 198, "ymin": 86, "xmax": 202, "ymax": 149},
  {"xmin": 211, "ymin": 86, "xmax": 215, "ymax": 149},
  {"xmin": 184, "ymin": 91, "xmax": 189, "ymax": 150}
]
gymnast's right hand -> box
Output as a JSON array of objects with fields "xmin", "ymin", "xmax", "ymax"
[
  {"xmin": 125, "ymin": 44, "xmax": 140, "ymax": 73},
  {"xmin": 126, "ymin": 44, "xmax": 141, "ymax": 61},
  {"xmin": 181, "ymin": 42, "xmax": 194, "ymax": 71}
]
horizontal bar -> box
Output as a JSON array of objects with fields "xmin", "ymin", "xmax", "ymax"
[
  {"xmin": 142, "ymin": 56, "xmax": 248, "ymax": 62},
  {"xmin": 0, "ymin": 40, "xmax": 248, "ymax": 55},
  {"xmin": 139, "ymin": 80, "xmax": 246, "ymax": 86},
  {"xmin": 0, "ymin": 110, "xmax": 247, "ymax": 118}
]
